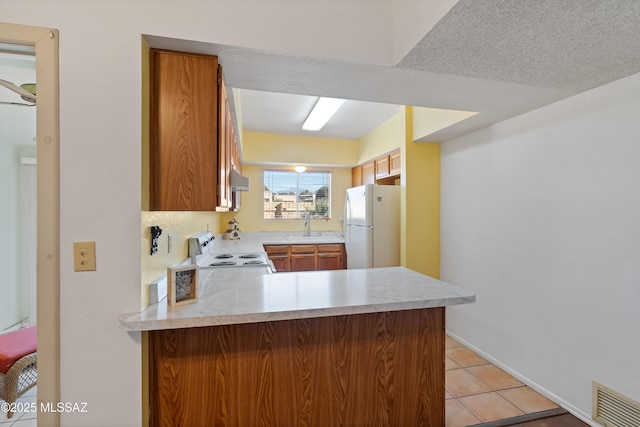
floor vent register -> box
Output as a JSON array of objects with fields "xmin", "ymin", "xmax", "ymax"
[{"xmin": 593, "ymin": 380, "xmax": 640, "ymax": 427}]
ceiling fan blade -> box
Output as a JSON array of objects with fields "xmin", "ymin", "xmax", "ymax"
[{"xmin": 0, "ymin": 78, "xmax": 36, "ymax": 103}]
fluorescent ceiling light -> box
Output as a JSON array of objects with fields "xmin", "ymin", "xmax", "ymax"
[{"xmin": 302, "ymin": 97, "xmax": 345, "ymax": 131}]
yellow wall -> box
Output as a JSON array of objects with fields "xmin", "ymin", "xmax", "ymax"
[
  {"xmin": 235, "ymin": 164, "xmax": 352, "ymax": 232},
  {"xmin": 412, "ymin": 106, "xmax": 477, "ymax": 141},
  {"xmin": 403, "ymin": 106, "xmax": 440, "ymax": 278},
  {"xmin": 357, "ymin": 111, "xmax": 404, "ymax": 164},
  {"xmin": 237, "ymin": 131, "xmax": 356, "ymax": 232},
  {"xmin": 243, "ymin": 132, "xmax": 358, "ymax": 166},
  {"xmin": 140, "ymin": 211, "xmax": 233, "ymax": 308}
]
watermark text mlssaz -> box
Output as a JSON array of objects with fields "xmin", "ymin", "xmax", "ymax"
[{"xmin": 1, "ymin": 401, "xmax": 88, "ymax": 413}]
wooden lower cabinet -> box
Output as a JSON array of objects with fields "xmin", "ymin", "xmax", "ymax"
[
  {"xmin": 149, "ymin": 307, "xmax": 445, "ymax": 426},
  {"xmin": 265, "ymin": 243, "xmax": 346, "ymax": 272},
  {"xmin": 263, "ymin": 245, "xmax": 290, "ymax": 272},
  {"xmin": 290, "ymin": 244, "xmax": 317, "ymax": 271},
  {"xmin": 290, "ymin": 254, "xmax": 315, "ymax": 271},
  {"xmin": 269, "ymin": 255, "xmax": 289, "ymax": 272},
  {"xmin": 316, "ymin": 244, "xmax": 344, "ymax": 270}
]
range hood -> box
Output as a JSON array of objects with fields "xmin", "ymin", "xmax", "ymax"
[{"xmin": 231, "ymin": 169, "xmax": 250, "ymax": 192}]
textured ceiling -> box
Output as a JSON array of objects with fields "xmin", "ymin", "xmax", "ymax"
[{"xmin": 398, "ymin": 0, "xmax": 640, "ymax": 92}]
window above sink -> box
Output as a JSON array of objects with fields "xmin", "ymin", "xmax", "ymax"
[{"xmin": 264, "ymin": 170, "xmax": 331, "ymax": 220}]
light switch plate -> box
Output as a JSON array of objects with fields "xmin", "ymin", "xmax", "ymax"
[{"xmin": 73, "ymin": 241, "xmax": 96, "ymax": 271}]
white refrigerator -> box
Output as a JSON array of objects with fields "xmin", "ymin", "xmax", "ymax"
[{"xmin": 344, "ymin": 184, "xmax": 401, "ymax": 269}]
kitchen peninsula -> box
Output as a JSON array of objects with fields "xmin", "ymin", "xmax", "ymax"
[{"xmin": 121, "ymin": 262, "xmax": 474, "ymax": 426}]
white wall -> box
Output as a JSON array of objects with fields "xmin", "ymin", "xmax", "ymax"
[
  {"xmin": 1, "ymin": 2, "xmax": 429, "ymax": 425},
  {"xmin": 442, "ymin": 71, "xmax": 640, "ymax": 420}
]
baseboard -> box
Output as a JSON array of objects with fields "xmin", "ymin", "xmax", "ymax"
[
  {"xmin": 445, "ymin": 330, "xmax": 600, "ymax": 427},
  {"xmin": 468, "ymin": 408, "xmax": 569, "ymax": 427}
]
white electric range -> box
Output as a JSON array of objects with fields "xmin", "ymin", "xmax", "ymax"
[
  {"xmin": 188, "ymin": 231, "xmax": 272, "ymax": 270},
  {"xmin": 149, "ymin": 232, "xmax": 274, "ymax": 305}
]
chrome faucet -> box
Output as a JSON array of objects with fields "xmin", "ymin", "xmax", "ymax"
[{"xmin": 304, "ymin": 212, "xmax": 311, "ymax": 236}]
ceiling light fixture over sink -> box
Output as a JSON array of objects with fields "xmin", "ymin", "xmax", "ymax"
[
  {"xmin": 294, "ymin": 165, "xmax": 306, "ymax": 173},
  {"xmin": 302, "ymin": 97, "xmax": 345, "ymax": 131}
]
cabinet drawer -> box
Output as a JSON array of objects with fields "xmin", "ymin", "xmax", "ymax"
[
  {"xmin": 290, "ymin": 245, "xmax": 316, "ymax": 254},
  {"xmin": 264, "ymin": 245, "xmax": 289, "ymax": 254},
  {"xmin": 317, "ymin": 244, "xmax": 342, "ymax": 253}
]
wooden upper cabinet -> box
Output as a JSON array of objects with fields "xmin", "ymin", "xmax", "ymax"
[
  {"xmin": 362, "ymin": 161, "xmax": 375, "ymax": 185},
  {"xmin": 352, "ymin": 165, "xmax": 362, "ymax": 187},
  {"xmin": 217, "ymin": 66, "xmax": 232, "ymax": 211},
  {"xmin": 229, "ymin": 92, "xmax": 241, "ymax": 211},
  {"xmin": 375, "ymin": 155, "xmax": 390, "ymax": 179},
  {"xmin": 149, "ymin": 49, "xmax": 219, "ymax": 211},
  {"xmin": 352, "ymin": 150, "xmax": 401, "ymax": 187},
  {"xmin": 231, "ymin": 133, "xmax": 242, "ymax": 211},
  {"xmin": 149, "ymin": 50, "xmax": 242, "ymax": 212},
  {"xmin": 219, "ymin": 67, "xmax": 245, "ymax": 212},
  {"xmin": 389, "ymin": 149, "xmax": 401, "ymax": 176}
]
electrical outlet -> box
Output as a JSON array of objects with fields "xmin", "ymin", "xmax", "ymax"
[{"xmin": 73, "ymin": 241, "xmax": 96, "ymax": 271}]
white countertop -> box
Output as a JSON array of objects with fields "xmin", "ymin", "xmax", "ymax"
[
  {"xmin": 208, "ymin": 231, "xmax": 345, "ymax": 254},
  {"xmin": 147, "ymin": 231, "xmax": 345, "ymax": 305},
  {"xmin": 120, "ymin": 266, "xmax": 475, "ymax": 331}
]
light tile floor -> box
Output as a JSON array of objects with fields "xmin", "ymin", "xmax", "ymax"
[
  {"xmin": 0, "ymin": 386, "xmax": 37, "ymax": 427},
  {"xmin": 445, "ymin": 335, "xmax": 559, "ymax": 426}
]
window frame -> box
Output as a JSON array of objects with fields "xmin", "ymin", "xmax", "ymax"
[{"xmin": 263, "ymin": 169, "xmax": 332, "ymax": 220}]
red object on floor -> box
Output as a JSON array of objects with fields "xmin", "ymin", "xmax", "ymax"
[{"xmin": 0, "ymin": 327, "xmax": 37, "ymax": 374}]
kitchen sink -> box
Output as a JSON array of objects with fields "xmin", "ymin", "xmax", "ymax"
[
  {"xmin": 287, "ymin": 236, "xmax": 341, "ymax": 243},
  {"xmin": 260, "ymin": 232, "xmax": 344, "ymax": 245}
]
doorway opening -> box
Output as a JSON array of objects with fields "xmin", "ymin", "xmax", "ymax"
[
  {"xmin": 0, "ymin": 46, "xmax": 36, "ymax": 332},
  {"xmin": 0, "ymin": 22, "xmax": 60, "ymax": 426}
]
